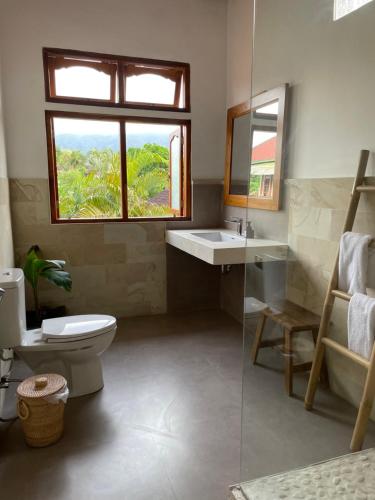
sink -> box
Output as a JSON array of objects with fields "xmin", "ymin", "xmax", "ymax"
[
  {"xmin": 166, "ymin": 229, "xmax": 288, "ymax": 265},
  {"xmin": 191, "ymin": 231, "xmax": 244, "ymax": 242}
]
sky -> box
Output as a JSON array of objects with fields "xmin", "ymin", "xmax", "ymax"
[
  {"xmin": 54, "ymin": 66, "xmax": 177, "ymax": 135},
  {"xmin": 54, "ymin": 118, "xmax": 177, "ymax": 136},
  {"xmin": 251, "ymin": 101, "xmax": 278, "ymax": 147},
  {"xmin": 53, "ymin": 66, "xmax": 280, "ymax": 143}
]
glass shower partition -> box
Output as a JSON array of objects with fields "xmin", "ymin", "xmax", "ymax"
[{"xmin": 240, "ymin": 0, "xmax": 375, "ymax": 491}]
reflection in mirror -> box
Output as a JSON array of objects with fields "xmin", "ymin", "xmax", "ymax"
[
  {"xmin": 230, "ymin": 113, "xmax": 251, "ymax": 195},
  {"xmin": 249, "ymin": 102, "xmax": 278, "ymax": 199}
]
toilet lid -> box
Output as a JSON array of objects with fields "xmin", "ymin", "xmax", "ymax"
[{"xmin": 42, "ymin": 315, "xmax": 116, "ymax": 343}]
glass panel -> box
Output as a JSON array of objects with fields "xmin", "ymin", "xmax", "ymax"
[
  {"xmin": 228, "ymin": 96, "xmax": 283, "ymax": 202},
  {"xmin": 240, "ymin": 0, "xmax": 375, "ymax": 491},
  {"xmin": 55, "ymin": 65, "xmax": 112, "ymax": 100},
  {"xmin": 170, "ymin": 132, "xmax": 181, "ymax": 212},
  {"xmin": 126, "ymin": 122, "xmax": 180, "ymax": 218},
  {"xmin": 53, "ymin": 118, "xmax": 121, "ymax": 219},
  {"xmin": 249, "ymin": 99, "xmax": 278, "ymax": 200},
  {"xmin": 125, "ymin": 73, "xmax": 176, "ymax": 104}
]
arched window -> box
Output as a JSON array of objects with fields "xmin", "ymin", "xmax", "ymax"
[{"xmin": 44, "ymin": 48, "xmax": 190, "ymax": 111}]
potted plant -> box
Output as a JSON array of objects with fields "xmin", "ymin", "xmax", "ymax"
[{"xmin": 23, "ymin": 245, "xmax": 72, "ymax": 328}]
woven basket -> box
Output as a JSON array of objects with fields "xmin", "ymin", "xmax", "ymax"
[{"xmin": 17, "ymin": 373, "xmax": 67, "ymax": 448}]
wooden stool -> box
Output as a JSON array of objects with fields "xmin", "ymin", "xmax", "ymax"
[{"xmin": 251, "ymin": 300, "xmax": 328, "ymax": 396}]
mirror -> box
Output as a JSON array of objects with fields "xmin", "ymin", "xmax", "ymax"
[{"xmin": 224, "ymin": 84, "xmax": 288, "ymax": 210}]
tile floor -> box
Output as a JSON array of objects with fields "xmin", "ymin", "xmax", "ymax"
[
  {"xmin": 241, "ymin": 324, "xmax": 375, "ymax": 482},
  {"xmin": 0, "ymin": 311, "xmax": 242, "ymax": 500},
  {"xmin": 1, "ymin": 310, "xmax": 375, "ymax": 500}
]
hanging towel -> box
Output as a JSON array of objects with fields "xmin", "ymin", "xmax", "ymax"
[
  {"xmin": 338, "ymin": 231, "xmax": 372, "ymax": 295},
  {"xmin": 348, "ymin": 293, "xmax": 375, "ymax": 359}
]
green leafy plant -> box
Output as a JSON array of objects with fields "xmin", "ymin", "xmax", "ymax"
[
  {"xmin": 55, "ymin": 143, "xmax": 172, "ymax": 219},
  {"xmin": 23, "ymin": 245, "xmax": 72, "ymax": 319}
]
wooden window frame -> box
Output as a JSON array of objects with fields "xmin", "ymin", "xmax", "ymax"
[
  {"xmin": 43, "ymin": 47, "xmax": 191, "ymax": 112},
  {"xmin": 47, "ymin": 55, "xmax": 118, "ymax": 103},
  {"xmin": 169, "ymin": 129, "xmax": 183, "ymax": 215},
  {"xmin": 123, "ymin": 62, "xmax": 184, "ymax": 109},
  {"xmin": 46, "ymin": 110, "xmax": 191, "ymax": 224}
]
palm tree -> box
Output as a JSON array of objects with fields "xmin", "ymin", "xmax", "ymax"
[{"xmin": 57, "ymin": 144, "xmax": 171, "ymax": 218}]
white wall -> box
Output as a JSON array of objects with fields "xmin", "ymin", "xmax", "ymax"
[
  {"xmin": 253, "ymin": 0, "xmax": 375, "ymax": 179},
  {"xmin": 226, "ymin": 0, "xmax": 253, "ymax": 108},
  {"xmin": 0, "ymin": 61, "xmax": 9, "ymax": 180},
  {"xmin": 0, "ymin": 0, "xmax": 227, "ymax": 180}
]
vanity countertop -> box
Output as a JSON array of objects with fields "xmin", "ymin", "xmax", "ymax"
[{"xmin": 166, "ymin": 229, "xmax": 288, "ymax": 265}]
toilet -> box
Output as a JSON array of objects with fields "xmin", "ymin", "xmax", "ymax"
[{"xmin": 0, "ymin": 268, "xmax": 117, "ymax": 398}]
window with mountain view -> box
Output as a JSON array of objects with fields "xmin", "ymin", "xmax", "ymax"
[
  {"xmin": 46, "ymin": 112, "xmax": 190, "ymax": 222},
  {"xmin": 44, "ymin": 48, "xmax": 191, "ymax": 223}
]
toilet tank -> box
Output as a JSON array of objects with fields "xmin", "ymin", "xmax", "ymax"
[{"xmin": 0, "ymin": 268, "xmax": 26, "ymax": 348}]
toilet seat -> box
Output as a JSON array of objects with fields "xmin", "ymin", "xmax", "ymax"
[{"xmin": 42, "ymin": 315, "xmax": 116, "ymax": 343}]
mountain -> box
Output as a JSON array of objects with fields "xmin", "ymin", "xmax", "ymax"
[{"xmin": 55, "ymin": 133, "xmax": 170, "ymax": 153}]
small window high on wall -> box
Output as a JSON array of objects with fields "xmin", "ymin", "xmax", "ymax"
[
  {"xmin": 46, "ymin": 112, "xmax": 191, "ymax": 223},
  {"xmin": 43, "ymin": 48, "xmax": 190, "ymax": 112},
  {"xmin": 334, "ymin": 0, "xmax": 373, "ymax": 19}
]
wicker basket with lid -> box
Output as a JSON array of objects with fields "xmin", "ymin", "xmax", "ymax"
[{"xmin": 17, "ymin": 373, "xmax": 67, "ymax": 447}]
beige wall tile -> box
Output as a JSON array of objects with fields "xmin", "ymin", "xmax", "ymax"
[
  {"xmin": 289, "ymin": 206, "xmax": 334, "ymax": 240},
  {"xmin": 10, "ymin": 178, "xmax": 168, "ymax": 318},
  {"xmin": 287, "ymin": 176, "xmax": 375, "ymax": 418}
]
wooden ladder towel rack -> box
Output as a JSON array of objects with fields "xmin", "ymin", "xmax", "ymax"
[{"xmin": 305, "ymin": 149, "xmax": 375, "ymax": 452}]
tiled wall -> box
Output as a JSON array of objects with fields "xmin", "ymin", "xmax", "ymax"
[
  {"xmin": 287, "ymin": 177, "xmax": 375, "ymax": 416},
  {"xmin": 10, "ymin": 179, "xmax": 224, "ymax": 318},
  {"xmin": 167, "ymin": 182, "xmax": 223, "ymax": 313},
  {"xmin": 0, "ymin": 177, "xmax": 13, "ymax": 267},
  {"xmin": 223, "ymin": 177, "xmax": 375, "ymax": 418},
  {"xmin": 10, "ymin": 178, "xmax": 167, "ymax": 318}
]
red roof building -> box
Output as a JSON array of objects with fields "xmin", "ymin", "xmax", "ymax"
[{"xmin": 251, "ymin": 136, "xmax": 276, "ymax": 162}]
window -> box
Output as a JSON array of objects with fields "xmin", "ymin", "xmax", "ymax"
[
  {"xmin": 46, "ymin": 112, "xmax": 191, "ymax": 222},
  {"xmin": 124, "ymin": 62, "xmax": 185, "ymax": 108},
  {"xmin": 43, "ymin": 48, "xmax": 190, "ymax": 112},
  {"xmin": 44, "ymin": 48, "xmax": 191, "ymax": 223},
  {"xmin": 334, "ymin": 0, "xmax": 373, "ymax": 19}
]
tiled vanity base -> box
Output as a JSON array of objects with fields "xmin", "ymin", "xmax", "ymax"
[{"xmin": 229, "ymin": 448, "xmax": 375, "ymax": 499}]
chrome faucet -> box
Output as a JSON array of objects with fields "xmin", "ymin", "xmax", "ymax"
[{"xmin": 224, "ymin": 217, "xmax": 243, "ymax": 235}]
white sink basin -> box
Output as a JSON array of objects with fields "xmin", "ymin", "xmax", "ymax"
[
  {"xmin": 166, "ymin": 229, "xmax": 288, "ymax": 265},
  {"xmin": 191, "ymin": 231, "xmax": 244, "ymax": 242}
]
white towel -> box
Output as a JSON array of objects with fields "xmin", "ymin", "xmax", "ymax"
[
  {"xmin": 338, "ymin": 231, "xmax": 372, "ymax": 294},
  {"xmin": 348, "ymin": 293, "xmax": 375, "ymax": 359}
]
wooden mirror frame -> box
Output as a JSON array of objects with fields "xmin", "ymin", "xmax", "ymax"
[{"xmin": 224, "ymin": 84, "xmax": 288, "ymax": 210}]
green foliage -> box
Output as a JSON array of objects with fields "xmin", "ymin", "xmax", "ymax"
[
  {"xmin": 249, "ymin": 175, "xmax": 261, "ymax": 196},
  {"xmin": 23, "ymin": 245, "xmax": 72, "ymax": 316},
  {"xmin": 56, "ymin": 143, "xmax": 172, "ymax": 219}
]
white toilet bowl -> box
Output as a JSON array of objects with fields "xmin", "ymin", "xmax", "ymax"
[
  {"xmin": 16, "ymin": 315, "xmax": 116, "ymax": 397},
  {"xmin": 0, "ymin": 268, "xmax": 117, "ymax": 398}
]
